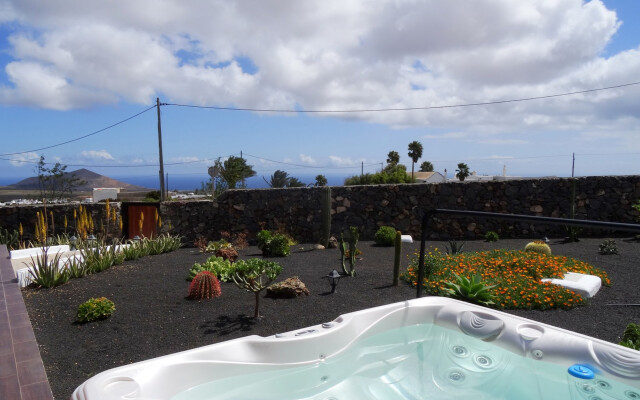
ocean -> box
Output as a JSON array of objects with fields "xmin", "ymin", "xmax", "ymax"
[{"xmin": 112, "ymin": 174, "xmax": 350, "ymax": 191}]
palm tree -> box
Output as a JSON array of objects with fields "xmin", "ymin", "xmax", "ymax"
[
  {"xmin": 386, "ymin": 151, "xmax": 400, "ymax": 167},
  {"xmin": 264, "ymin": 170, "xmax": 290, "ymax": 188},
  {"xmin": 407, "ymin": 141, "xmax": 423, "ymax": 181},
  {"xmin": 456, "ymin": 163, "xmax": 470, "ymax": 181},
  {"xmin": 314, "ymin": 174, "xmax": 328, "ymax": 186}
]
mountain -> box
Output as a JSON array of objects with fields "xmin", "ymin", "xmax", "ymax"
[{"xmin": 7, "ymin": 169, "xmax": 151, "ymax": 192}]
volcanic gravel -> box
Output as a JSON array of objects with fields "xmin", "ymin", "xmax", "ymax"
[{"xmin": 22, "ymin": 237, "xmax": 640, "ymax": 399}]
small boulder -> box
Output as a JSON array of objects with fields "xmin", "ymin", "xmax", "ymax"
[
  {"xmin": 314, "ymin": 244, "xmax": 325, "ymax": 250},
  {"xmin": 266, "ymin": 276, "xmax": 310, "ymax": 299},
  {"xmin": 327, "ymin": 236, "xmax": 338, "ymax": 248}
]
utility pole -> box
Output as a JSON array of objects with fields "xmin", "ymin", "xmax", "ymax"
[
  {"xmin": 361, "ymin": 161, "xmax": 364, "ymax": 177},
  {"xmin": 157, "ymin": 98, "xmax": 166, "ymax": 202},
  {"xmin": 571, "ymin": 152, "xmax": 575, "ymax": 178},
  {"xmin": 240, "ymin": 150, "xmax": 245, "ymax": 188}
]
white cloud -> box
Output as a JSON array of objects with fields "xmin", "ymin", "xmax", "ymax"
[
  {"xmin": 169, "ymin": 156, "xmax": 203, "ymax": 164},
  {"xmin": 299, "ymin": 153, "xmax": 316, "ymax": 165},
  {"xmin": 80, "ymin": 150, "xmax": 114, "ymax": 160},
  {"xmin": 329, "ymin": 155, "xmax": 355, "ymax": 167},
  {"xmin": 0, "ymin": 0, "xmax": 637, "ymax": 144},
  {"xmin": 7, "ymin": 152, "xmax": 39, "ymax": 167}
]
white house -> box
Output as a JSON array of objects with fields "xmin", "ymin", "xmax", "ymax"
[
  {"xmin": 92, "ymin": 188, "xmax": 120, "ymax": 202},
  {"xmin": 413, "ymin": 171, "xmax": 446, "ymax": 183}
]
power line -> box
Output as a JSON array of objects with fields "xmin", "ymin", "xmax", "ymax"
[
  {"xmin": 0, "ymin": 104, "xmax": 157, "ymax": 157},
  {"xmin": 162, "ymin": 81, "xmax": 640, "ymax": 113}
]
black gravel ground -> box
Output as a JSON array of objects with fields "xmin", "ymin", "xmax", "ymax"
[{"xmin": 22, "ymin": 237, "xmax": 640, "ymax": 399}]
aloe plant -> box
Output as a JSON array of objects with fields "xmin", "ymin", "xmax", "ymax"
[{"xmin": 443, "ymin": 273, "xmax": 496, "ymax": 307}]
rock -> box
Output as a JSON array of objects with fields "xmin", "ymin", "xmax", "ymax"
[
  {"xmin": 327, "ymin": 236, "xmax": 338, "ymax": 248},
  {"xmin": 266, "ymin": 277, "xmax": 310, "ymax": 299},
  {"xmin": 314, "ymin": 244, "xmax": 325, "ymax": 250}
]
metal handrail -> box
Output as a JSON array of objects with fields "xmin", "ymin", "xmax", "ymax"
[{"xmin": 416, "ymin": 209, "xmax": 640, "ymax": 298}]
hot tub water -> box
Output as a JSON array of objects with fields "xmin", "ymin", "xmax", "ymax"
[{"xmin": 171, "ymin": 324, "xmax": 638, "ymax": 400}]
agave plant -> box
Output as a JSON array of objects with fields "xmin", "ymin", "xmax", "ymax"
[{"xmin": 443, "ymin": 273, "xmax": 496, "ymax": 307}]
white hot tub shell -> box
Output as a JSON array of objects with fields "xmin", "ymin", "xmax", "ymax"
[{"xmin": 71, "ymin": 297, "xmax": 640, "ymax": 400}]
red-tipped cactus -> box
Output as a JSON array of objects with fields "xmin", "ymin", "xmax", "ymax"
[{"xmin": 187, "ymin": 271, "xmax": 221, "ymax": 300}]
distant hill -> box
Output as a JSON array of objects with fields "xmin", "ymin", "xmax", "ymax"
[{"xmin": 7, "ymin": 168, "xmax": 151, "ymax": 192}]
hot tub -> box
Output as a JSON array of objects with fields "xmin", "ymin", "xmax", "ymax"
[{"xmin": 71, "ymin": 297, "xmax": 640, "ymax": 400}]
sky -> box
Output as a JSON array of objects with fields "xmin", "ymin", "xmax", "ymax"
[{"xmin": 0, "ymin": 0, "xmax": 639, "ymax": 188}]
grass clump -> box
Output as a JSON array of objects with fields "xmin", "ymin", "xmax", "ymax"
[{"xmin": 402, "ymin": 249, "xmax": 610, "ymax": 310}]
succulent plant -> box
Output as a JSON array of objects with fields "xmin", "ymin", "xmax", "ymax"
[
  {"xmin": 599, "ymin": 239, "xmax": 618, "ymax": 255},
  {"xmin": 215, "ymin": 247, "xmax": 238, "ymax": 262},
  {"xmin": 524, "ymin": 240, "xmax": 551, "ymax": 256},
  {"xmin": 187, "ymin": 271, "xmax": 221, "ymax": 300}
]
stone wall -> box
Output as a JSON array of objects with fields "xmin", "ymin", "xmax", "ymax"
[
  {"xmin": 2, "ymin": 176, "xmax": 639, "ymax": 244},
  {"xmin": 160, "ymin": 176, "xmax": 640, "ymax": 244}
]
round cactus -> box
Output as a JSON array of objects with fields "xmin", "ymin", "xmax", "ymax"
[
  {"xmin": 525, "ymin": 241, "xmax": 551, "ymax": 256},
  {"xmin": 187, "ymin": 271, "xmax": 221, "ymax": 300}
]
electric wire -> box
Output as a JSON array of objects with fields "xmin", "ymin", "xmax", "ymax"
[
  {"xmin": 0, "ymin": 104, "xmax": 157, "ymax": 157},
  {"xmin": 162, "ymin": 81, "xmax": 640, "ymax": 113}
]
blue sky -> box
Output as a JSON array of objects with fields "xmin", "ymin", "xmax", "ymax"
[{"xmin": 0, "ymin": 0, "xmax": 639, "ymax": 188}]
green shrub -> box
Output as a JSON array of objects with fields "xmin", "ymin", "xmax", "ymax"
[
  {"xmin": 374, "ymin": 226, "xmax": 396, "ymax": 246},
  {"xmin": 485, "ymin": 231, "xmax": 499, "ymax": 242},
  {"xmin": 599, "ymin": 239, "xmax": 618, "ymax": 255},
  {"xmin": 77, "ymin": 297, "xmax": 115, "ymax": 323},
  {"xmin": 524, "ymin": 241, "xmax": 551, "ymax": 256},
  {"xmin": 187, "ymin": 256, "xmax": 233, "ymax": 282},
  {"xmin": 619, "ymin": 323, "xmax": 640, "ymax": 351},
  {"xmin": 257, "ymin": 230, "xmax": 290, "ymax": 257}
]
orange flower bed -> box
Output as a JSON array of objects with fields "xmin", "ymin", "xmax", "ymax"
[{"xmin": 402, "ymin": 249, "xmax": 610, "ymax": 310}]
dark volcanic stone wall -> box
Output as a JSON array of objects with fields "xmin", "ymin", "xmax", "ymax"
[
  {"xmin": 159, "ymin": 176, "xmax": 640, "ymax": 243},
  {"xmin": 2, "ymin": 176, "xmax": 639, "ymax": 244}
]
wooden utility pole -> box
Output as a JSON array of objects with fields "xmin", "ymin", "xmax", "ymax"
[{"xmin": 157, "ymin": 98, "xmax": 166, "ymax": 201}]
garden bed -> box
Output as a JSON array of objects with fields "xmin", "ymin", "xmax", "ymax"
[{"xmin": 22, "ymin": 238, "xmax": 640, "ymax": 399}]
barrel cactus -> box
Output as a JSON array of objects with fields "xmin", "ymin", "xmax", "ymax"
[
  {"xmin": 187, "ymin": 271, "xmax": 221, "ymax": 300},
  {"xmin": 524, "ymin": 241, "xmax": 552, "ymax": 256}
]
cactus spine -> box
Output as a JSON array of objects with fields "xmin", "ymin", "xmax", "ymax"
[
  {"xmin": 187, "ymin": 271, "xmax": 221, "ymax": 300},
  {"xmin": 322, "ymin": 186, "xmax": 331, "ymax": 247},
  {"xmin": 393, "ymin": 230, "xmax": 402, "ymax": 286}
]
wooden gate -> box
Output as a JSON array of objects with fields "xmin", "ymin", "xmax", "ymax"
[{"xmin": 123, "ymin": 203, "xmax": 159, "ymax": 239}]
